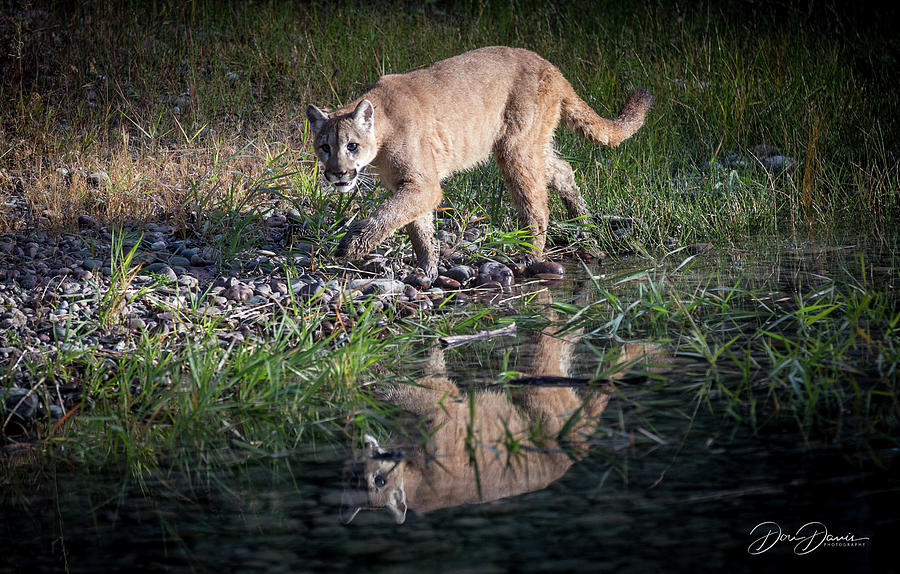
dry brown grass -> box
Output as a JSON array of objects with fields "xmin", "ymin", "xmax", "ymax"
[{"xmin": 0, "ymin": 3, "xmax": 324, "ymax": 233}]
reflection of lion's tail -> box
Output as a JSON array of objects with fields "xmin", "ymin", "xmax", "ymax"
[{"xmin": 561, "ymin": 85, "xmax": 652, "ymax": 147}]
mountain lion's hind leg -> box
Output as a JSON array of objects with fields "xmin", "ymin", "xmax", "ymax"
[
  {"xmin": 495, "ymin": 148, "xmax": 550, "ymax": 258},
  {"xmin": 546, "ymin": 151, "xmax": 589, "ymax": 221}
]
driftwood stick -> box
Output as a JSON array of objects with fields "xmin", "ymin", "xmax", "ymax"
[{"xmin": 439, "ymin": 323, "xmax": 517, "ymax": 349}]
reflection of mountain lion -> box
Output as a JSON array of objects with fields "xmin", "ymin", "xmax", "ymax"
[
  {"xmin": 307, "ymin": 46, "xmax": 652, "ymax": 279},
  {"xmin": 347, "ymin": 319, "xmax": 611, "ymax": 524}
]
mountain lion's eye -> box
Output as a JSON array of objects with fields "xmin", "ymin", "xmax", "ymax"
[
  {"xmin": 347, "ymin": 142, "xmax": 358, "ymax": 152},
  {"xmin": 319, "ymin": 144, "xmax": 331, "ymax": 155},
  {"xmin": 373, "ymin": 475, "xmax": 386, "ymax": 488}
]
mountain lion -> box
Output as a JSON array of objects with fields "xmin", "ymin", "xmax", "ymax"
[{"xmin": 306, "ymin": 46, "xmax": 652, "ymax": 279}]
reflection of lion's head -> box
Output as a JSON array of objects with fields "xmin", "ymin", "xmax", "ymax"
[{"xmin": 341, "ymin": 434, "xmax": 408, "ymax": 525}]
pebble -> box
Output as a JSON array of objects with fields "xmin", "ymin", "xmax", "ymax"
[
  {"xmin": 762, "ymin": 155, "xmax": 794, "ymax": 172},
  {"xmin": 1, "ymin": 309, "xmax": 28, "ymax": 329},
  {"xmin": 477, "ymin": 262, "xmax": 515, "ymax": 289},
  {"xmin": 402, "ymin": 285, "xmax": 419, "ymax": 300},
  {"xmin": 1, "ymin": 388, "xmax": 39, "ymax": 424},
  {"xmin": 78, "ymin": 214, "xmax": 99, "ymax": 229},
  {"xmin": 472, "ymin": 275, "xmax": 502, "ymax": 290},
  {"xmin": 360, "ymin": 256, "xmax": 389, "ymax": 276},
  {"xmin": 177, "ymin": 275, "xmax": 199, "ymax": 289},
  {"xmin": 399, "ymin": 299, "xmax": 433, "ymax": 317},
  {"xmin": 436, "ymin": 229, "xmax": 457, "ymax": 244},
  {"xmin": 292, "ymin": 242, "xmax": 315, "ymax": 254},
  {"xmin": 445, "ymin": 265, "xmax": 475, "ymax": 284},
  {"xmin": 190, "ymin": 253, "xmax": 208, "ymax": 266},
  {"xmin": 347, "ymin": 278, "xmax": 405, "ymax": 295},
  {"xmin": 725, "ymin": 144, "xmax": 795, "ymax": 173},
  {"xmin": 440, "ymin": 248, "xmax": 464, "ymax": 263},
  {"xmin": 224, "ymin": 283, "xmax": 254, "ymax": 302},
  {"xmin": 402, "ymin": 270, "xmax": 431, "ymax": 290},
  {"xmin": 433, "ymin": 276, "xmax": 461, "ymax": 290},
  {"xmin": 216, "ymin": 276, "xmax": 240, "ymax": 289},
  {"xmin": 86, "ymin": 171, "xmax": 110, "ymax": 189},
  {"xmin": 144, "ymin": 263, "xmax": 178, "ymax": 282},
  {"xmin": 526, "ymin": 261, "xmax": 565, "ymax": 278},
  {"xmin": 266, "ymin": 214, "xmax": 287, "ymax": 227},
  {"xmin": 169, "ymin": 256, "xmax": 191, "ymax": 268},
  {"xmin": 297, "ymin": 282, "xmax": 328, "ymax": 301}
]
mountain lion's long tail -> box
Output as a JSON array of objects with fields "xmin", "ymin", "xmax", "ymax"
[{"xmin": 561, "ymin": 86, "xmax": 653, "ymax": 147}]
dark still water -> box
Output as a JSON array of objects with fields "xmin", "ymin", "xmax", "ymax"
[
  {"xmin": 3, "ymin": 425, "xmax": 896, "ymax": 573},
  {"xmin": 3, "ymin": 236, "xmax": 899, "ymax": 573}
]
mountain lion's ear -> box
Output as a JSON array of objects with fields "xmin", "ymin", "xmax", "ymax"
[
  {"xmin": 306, "ymin": 104, "xmax": 329, "ymax": 133},
  {"xmin": 364, "ymin": 433, "xmax": 384, "ymax": 456},
  {"xmin": 387, "ymin": 485, "xmax": 408, "ymax": 524},
  {"xmin": 341, "ymin": 506, "xmax": 362, "ymax": 524},
  {"xmin": 351, "ymin": 99, "xmax": 375, "ymax": 132}
]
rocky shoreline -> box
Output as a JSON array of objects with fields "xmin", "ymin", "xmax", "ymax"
[{"xmin": 0, "ymin": 205, "xmax": 578, "ymax": 431}]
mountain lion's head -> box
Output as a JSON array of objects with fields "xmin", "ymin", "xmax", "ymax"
[{"xmin": 305, "ymin": 100, "xmax": 378, "ymax": 191}]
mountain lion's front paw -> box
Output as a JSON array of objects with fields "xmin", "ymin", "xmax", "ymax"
[
  {"xmin": 422, "ymin": 262, "xmax": 438, "ymax": 282},
  {"xmin": 335, "ymin": 218, "xmax": 378, "ymax": 262}
]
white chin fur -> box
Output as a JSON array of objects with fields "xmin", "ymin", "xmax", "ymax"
[{"xmin": 332, "ymin": 179, "xmax": 358, "ymax": 193}]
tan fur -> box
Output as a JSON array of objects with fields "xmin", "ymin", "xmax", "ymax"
[
  {"xmin": 307, "ymin": 46, "xmax": 652, "ymax": 278},
  {"xmin": 345, "ymin": 293, "xmax": 613, "ymax": 524}
]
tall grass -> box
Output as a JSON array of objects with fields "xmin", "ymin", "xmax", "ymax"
[
  {"xmin": 548, "ymin": 242, "xmax": 900, "ymax": 444},
  {"xmin": 4, "ymin": 302, "xmax": 406, "ymax": 484}
]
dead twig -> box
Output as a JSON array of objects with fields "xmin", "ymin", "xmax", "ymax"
[{"xmin": 439, "ymin": 323, "xmax": 517, "ymax": 349}]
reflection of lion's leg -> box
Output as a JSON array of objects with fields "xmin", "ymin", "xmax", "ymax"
[
  {"xmin": 376, "ymin": 347, "xmax": 458, "ymax": 415},
  {"xmin": 423, "ymin": 345, "xmax": 447, "ymax": 378},
  {"xmin": 520, "ymin": 289, "xmax": 580, "ymax": 378},
  {"xmin": 518, "ymin": 309, "xmax": 588, "ymax": 439},
  {"xmin": 515, "ymin": 288, "xmax": 611, "ymax": 450},
  {"xmin": 376, "ymin": 375, "xmax": 459, "ymax": 416},
  {"xmin": 528, "ymin": 324, "xmax": 577, "ymax": 378}
]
